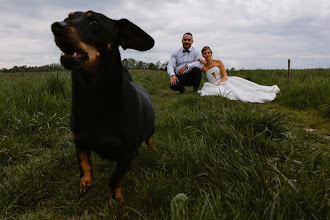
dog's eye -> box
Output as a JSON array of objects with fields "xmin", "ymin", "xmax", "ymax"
[{"xmin": 90, "ymin": 20, "xmax": 100, "ymax": 26}]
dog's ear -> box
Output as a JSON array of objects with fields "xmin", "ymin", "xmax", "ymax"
[{"xmin": 116, "ymin": 19, "xmax": 154, "ymax": 51}]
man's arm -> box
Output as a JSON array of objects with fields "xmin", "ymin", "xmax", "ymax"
[
  {"xmin": 186, "ymin": 61, "xmax": 203, "ymax": 70},
  {"xmin": 185, "ymin": 49, "xmax": 204, "ymax": 70},
  {"xmin": 168, "ymin": 52, "xmax": 179, "ymax": 85},
  {"xmin": 167, "ymin": 53, "xmax": 177, "ymax": 77}
]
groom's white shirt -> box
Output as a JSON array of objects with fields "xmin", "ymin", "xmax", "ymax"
[{"xmin": 167, "ymin": 46, "xmax": 203, "ymax": 77}]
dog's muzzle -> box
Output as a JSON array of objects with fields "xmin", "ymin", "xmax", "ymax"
[
  {"xmin": 51, "ymin": 21, "xmax": 68, "ymax": 33},
  {"xmin": 52, "ymin": 21, "xmax": 90, "ymax": 70}
]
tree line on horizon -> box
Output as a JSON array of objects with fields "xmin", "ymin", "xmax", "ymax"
[
  {"xmin": 0, "ymin": 58, "xmax": 170, "ymax": 73},
  {"xmin": 1, "ymin": 59, "xmax": 328, "ymax": 74}
]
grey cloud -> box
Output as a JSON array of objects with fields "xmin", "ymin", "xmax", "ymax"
[{"xmin": 0, "ymin": 0, "xmax": 329, "ymax": 69}]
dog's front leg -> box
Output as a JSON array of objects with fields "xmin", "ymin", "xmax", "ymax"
[
  {"xmin": 108, "ymin": 158, "xmax": 134, "ymax": 206},
  {"xmin": 76, "ymin": 148, "xmax": 94, "ymax": 197}
]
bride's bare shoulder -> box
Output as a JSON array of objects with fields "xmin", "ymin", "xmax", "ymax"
[
  {"xmin": 214, "ymin": 59, "xmax": 224, "ymax": 64},
  {"xmin": 214, "ymin": 60, "xmax": 226, "ymax": 69}
]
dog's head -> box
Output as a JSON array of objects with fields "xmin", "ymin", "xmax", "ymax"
[{"xmin": 51, "ymin": 11, "xmax": 154, "ymax": 71}]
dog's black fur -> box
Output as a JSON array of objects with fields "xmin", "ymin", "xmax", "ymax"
[{"xmin": 51, "ymin": 11, "xmax": 155, "ymax": 205}]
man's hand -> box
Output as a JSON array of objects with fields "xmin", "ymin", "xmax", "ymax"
[
  {"xmin": 170, "ymin": 75, "xmax": 179, "ymax": 86},
  {"xmin": 177, "ymin": 65, "xmax": 187, "ymax": 75}
]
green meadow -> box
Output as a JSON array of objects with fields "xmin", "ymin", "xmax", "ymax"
[{"xmin": 0, "ymin": 68, "xmax": 329, "ymax": 219}]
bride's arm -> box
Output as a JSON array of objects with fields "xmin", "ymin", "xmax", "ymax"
[
  {"xmin": 200, "ymin": 66, "xmax": 206, "ymax": 73},
  {"xmin": 216, "ymin": 60, "xmax": 228, "ymax": 86}
]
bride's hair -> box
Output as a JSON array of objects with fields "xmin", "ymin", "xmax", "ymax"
[{"xmin": 201, "ymin": 46, "xmax": 212, "ymax": 54}]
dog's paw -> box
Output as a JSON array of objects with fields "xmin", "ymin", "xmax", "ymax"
[
  {"xmin": 108, "ymin": 186, "xmax": 125, "ymax": 206},
  {"xmin": 79, "ymin": 176, "xmax": 94, "ymax": 197}
]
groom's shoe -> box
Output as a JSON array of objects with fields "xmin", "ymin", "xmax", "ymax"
[
  {"xmin": 179, "ymin": 87, "xmax": 186, "ymax": 94},
  {"xmin": 193, "ymin": 86, "xmax": 199, "ymax": 92}
]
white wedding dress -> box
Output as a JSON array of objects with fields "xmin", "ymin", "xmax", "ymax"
[{"xmin": 197, "ymin": 67, "xmax": 280, "ymax": 103}]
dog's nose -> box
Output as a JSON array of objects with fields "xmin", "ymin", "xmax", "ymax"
[{"xmin": 51, "ymin": 21, "xmax": 68, "ymax": 33}]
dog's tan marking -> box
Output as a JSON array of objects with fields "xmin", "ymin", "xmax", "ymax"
[
  {"xmin": 107, "ymin": 43, "xmax": 111, "ymax": 50},
  {"xmin": 87, "ymin": 12, "xmax": 93, "ymax": 17},
  {"xmin": 65, "ymin": 26, "xmax": 100, "ymax": 70},
  {"xmin": 114, "ymin": 185, "xmax": 123, "ymax": 200},
  {"xmin": 108, "ymin": 184, "xmax": 124, "ymax": 206},
  {"xmin": 79, "ymin": 152, "xmax": 93, "ymax": 192},
  {"xmin": 69, "ymin": 26, "xmax": 77, "ymax": 33},
  {"xmin": 145, "ymin": 137, "xmax": 157, "ymax": 152},
  {"xmin": 69, "ymin": 12, "xmax": 75, "ymax": 16},
  {"xmin": 67, "ymin": 27, "xmax": 81, "ymax": 44},
  {"xmin": 79, "ymin": 42, "xmax": 100, "ymax": 64}
]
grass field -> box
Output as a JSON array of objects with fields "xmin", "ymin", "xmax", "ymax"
[{"xmin": 0, "ymin": 68, "xmax": 329, "ymax": 219}]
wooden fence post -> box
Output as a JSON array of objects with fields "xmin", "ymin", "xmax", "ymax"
[{"xmin": 288, "ymin": 59, "xmax": 290, "ymax": 83}]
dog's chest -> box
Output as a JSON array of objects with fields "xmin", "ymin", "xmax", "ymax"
[{"xmin": 93, "ymin": 137, "xmax": 138, "ymax": 161}]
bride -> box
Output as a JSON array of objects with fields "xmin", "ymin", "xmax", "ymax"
[{"xmin": 197, "ymin": 46, "xmax": 280, "ymax": 103}]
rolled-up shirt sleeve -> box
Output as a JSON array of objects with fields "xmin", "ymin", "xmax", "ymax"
[
  {"xmin": 186, "ymin": 49, "xmax": 203, "ymax": 70},
  {"xmin": 186, "ymin": 61, "xmax": 203, "ymax": 70},
  {"xmin": 167, "ymin": 53, "xmax": 177, "ymax": 77}
]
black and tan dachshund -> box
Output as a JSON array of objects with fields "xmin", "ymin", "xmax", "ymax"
[{"xmin": 51, "ymin": 11, "xmax": 156, "ymax": 206}]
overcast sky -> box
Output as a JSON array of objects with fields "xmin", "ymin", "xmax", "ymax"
[{"xmin": 0, "ymin": 0, "xmax": 329, "ymax": 70}]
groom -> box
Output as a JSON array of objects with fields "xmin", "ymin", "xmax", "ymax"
[{"xmin": 167, "ymin": 33, "xmax": 204, "ymax": 94}]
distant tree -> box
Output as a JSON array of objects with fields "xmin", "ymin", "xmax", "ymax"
[
  {"xmin": 122, "ymin": 58, "xmax": 129, "ymax": 69},
  {"xmin": 160, "ymin": 61, "xmax": 169, "ymax": 71},
  {"xmin": 137, "ymin": 61, "xmax": 147, "ymax": 69},
  {"xmin": 122, "ymin": 58, "xmax": 138, "ymax": 69},
  {"xmin": 11, "ymin": 66, "xmax": 19, "ymax": 73},
  {"xmin": 3, "ymin": 63, "xmax": 66, "ymax": 73},
  {"xmin": 0, "ymin": 68, "xmax": 9, "ymax": 73},
  {"xmin": 155, "ymin": 61, "xmax": 161, "ymax": 70},
  {"xmin": 1, "ymin": 58, "xmax": 172, "ymax": 73},
  {"xmin": 147, "ymin": 63, "xmax": 157, "ymax": 70}
]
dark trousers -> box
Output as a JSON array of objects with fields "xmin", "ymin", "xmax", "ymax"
[{"xmin": 170, "ymin": 67, "xmax": 202, "ymax": 92}]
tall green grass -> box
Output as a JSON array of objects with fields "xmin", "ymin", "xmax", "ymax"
[
  {"xmin": 0, "ymin": 72, "xmax": 71, "ymax": 166},
  {"xmin": 0, "ymin": 69, "xmax": 329, "ymax": 219}
]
